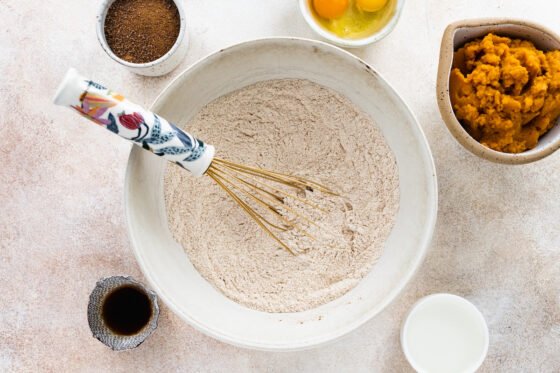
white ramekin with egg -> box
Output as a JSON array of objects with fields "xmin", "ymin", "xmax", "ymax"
[{"xmin": 299, "ymin": 0, "xmax": 405, "ymax": 48}]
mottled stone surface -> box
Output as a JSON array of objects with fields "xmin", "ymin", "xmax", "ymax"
[{"xmin": 0, "ymin": 0, "xmax": 558, "ymax": 372}]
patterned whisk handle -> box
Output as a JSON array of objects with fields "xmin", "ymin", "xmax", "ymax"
[{"xmin": 53, "ymin": 68, "xmax": 215, "ymax": 176}]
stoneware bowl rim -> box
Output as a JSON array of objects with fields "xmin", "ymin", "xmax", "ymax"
[
  {"xmin": 298, "ymin": 0, "xmax": 405, "ymax": 48},
  {"xmin": 95, "ymin": 0, "xmax": 187, "ymax": 69},
  {"xmin": 437, "ymin": 18, "xmax": 560, "ymax": 164},
  {"xmin": 125, "ymin": 37, "xmax": 437, "ymax": 351}
]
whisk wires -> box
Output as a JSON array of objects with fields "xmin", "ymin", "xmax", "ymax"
[{"xmin": 205, "ymin": 157, "xmax": 338, "ymax": 254}]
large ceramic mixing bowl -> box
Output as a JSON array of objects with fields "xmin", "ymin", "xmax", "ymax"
[{"xmin": 125, "ymin": 38, "xmax": 437, "ymax": 351}]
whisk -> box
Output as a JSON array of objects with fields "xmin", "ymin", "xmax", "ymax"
[{"xmin": 54, "ymin": 69, "xmax": 336, "ymax": 254}]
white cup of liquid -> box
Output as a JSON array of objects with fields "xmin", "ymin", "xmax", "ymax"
[{"xmin": 401, "ymin": 293, "xmax": 489, "ymax": 373}]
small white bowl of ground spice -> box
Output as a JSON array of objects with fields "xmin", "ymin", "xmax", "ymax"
[{"xmin": 96, "ymin": 0, "xmax": 188, "ymax": 76}]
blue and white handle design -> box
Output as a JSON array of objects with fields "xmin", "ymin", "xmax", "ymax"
[{"xmin": 53, "ymin": 68, "xmax": 215, "ymax": 176}]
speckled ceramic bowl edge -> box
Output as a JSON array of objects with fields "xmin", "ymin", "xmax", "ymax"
[
  {"xmin": 123, "ymin": 37, "xmax": 438, "ymax": 351},
  {"xmin": 436, "ymin": 18, "xmax": 560, "ymax": 164}
]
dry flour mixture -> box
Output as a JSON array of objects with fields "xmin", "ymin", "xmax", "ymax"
[{"xmin": 164, "ymin": 79, "xmax": 399, "ymax": 312}]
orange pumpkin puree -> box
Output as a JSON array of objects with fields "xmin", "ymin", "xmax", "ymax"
[{"xmin": 450, "ymin": 33, "xmax": 560, "ymax": 153}]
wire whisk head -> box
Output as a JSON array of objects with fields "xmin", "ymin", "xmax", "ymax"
[{"xmin": 206, "ymin": 157, "xmax": 338, "ymax": 255}]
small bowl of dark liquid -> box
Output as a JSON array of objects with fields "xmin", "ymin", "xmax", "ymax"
[{"xmin": 88, "ymin": 276, "xmax": 159, "ymax": 351}]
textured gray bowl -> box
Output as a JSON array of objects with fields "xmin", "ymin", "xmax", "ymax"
[{"xmin": 87, "ymin": 276, "xmax": 159, "ymax": 351}]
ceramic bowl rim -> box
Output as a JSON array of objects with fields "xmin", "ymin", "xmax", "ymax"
[
  {"xmin": 95, "ymin": 0, "xmax": 187, "ymax": 68},
  {"xmin": 124, "ymin": 37, "xmax": 438, "ymax": 350},
  {"xmin": 298, "ymin": 0, "xmax": 405, "ymax": 48},
  {"xmin": 436, "ymin": 18, "xmax": 560, "ymax": 164}
]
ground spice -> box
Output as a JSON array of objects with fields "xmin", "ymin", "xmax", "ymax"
[{"xmin": 104, "ymin": 0, "xmax": 180, "ymax": 64}]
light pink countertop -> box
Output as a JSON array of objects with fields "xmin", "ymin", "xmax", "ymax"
[{"xmin": 1, "ymin": 0, "xmax": 559, "ymax": 371}]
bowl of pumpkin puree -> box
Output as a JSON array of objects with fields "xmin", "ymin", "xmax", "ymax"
[{"xmin": 437, "ymin": 19, "xmax": 560, "ymax": 164}]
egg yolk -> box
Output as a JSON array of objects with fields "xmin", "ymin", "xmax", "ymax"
[
  {"xmin": 313, "ymin": 0, "xmax": 349, "ymax": 19},
  {"xmin": 356, "ymin": 0, "xmax": 388, "ymax": 12}
]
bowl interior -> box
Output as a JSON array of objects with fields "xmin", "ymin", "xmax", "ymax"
[
  {"xmin": 439, "ymin": 21, "xmax": 560, "ymax": 162},
  {"xmin": 125, "ymin": 38, "xmax": 437, "ymax": 350}
]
